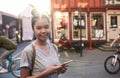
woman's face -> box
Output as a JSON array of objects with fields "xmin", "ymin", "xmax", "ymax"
[{"xmin": 33, "ymin": 18, "xmax": 50, "ymax": 42}]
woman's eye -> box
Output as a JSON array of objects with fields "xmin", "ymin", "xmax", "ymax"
[
  {"xmin": 45, "ymin": 25, "xmax": 49, "ymax": 29},
  {"xmin": 37, "ymin": 27, "xmax": 41, "ymax": 29},
  {"xmin": 36, "ymin": 27, "xmax": 41, "ymax": 29},
  {"xmin": 35, "ymin": 25, "xmax": 49, "ymax": 29}
]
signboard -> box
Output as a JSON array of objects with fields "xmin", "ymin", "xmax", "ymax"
[{"xmin": 105, "ymin": 0, "xmax": 120, "ymax": 6}]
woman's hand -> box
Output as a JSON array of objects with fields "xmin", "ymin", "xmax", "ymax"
[
  {"xmin": 26, "ymin": 64, "xmax": 62, "ymax": 78},
  {"xmin": 57, "ymin": 64, "xmax": 68, "ymax": 74},
  {"xmin": 44, "ymin": 64, "xmax": 68, "ymax": 76},
  {"xmin": 45, "ymin": 64, "xmax": 62, "ymax": 75}
]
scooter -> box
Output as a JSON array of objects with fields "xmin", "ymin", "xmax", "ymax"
[
  {"xmin": 58, "ymin": 34, "xmax": 72, "ymax": 52},
  {"xmin": 58, "ymin": 34, "xmax": 81, "ymax": 52}
]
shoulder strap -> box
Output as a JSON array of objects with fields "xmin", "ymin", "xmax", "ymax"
[
  {"xmin": 52, "ymin": 44, "xmax": 60, "ymax": 57},
  {"xmin": 30, "ymin": 45, "xmax": 36, "ymax": 75},
  {"xmin": 53, "ymin": 44, "xmax": 58, "ymax": 52}
]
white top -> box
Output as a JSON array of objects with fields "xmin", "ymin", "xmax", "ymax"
[{"xmin": 20, "ymin": 41, "xmax": 61, "ymax": 78}]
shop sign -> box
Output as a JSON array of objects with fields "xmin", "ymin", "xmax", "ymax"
[{"xmin": 104, "ymin": 0, "xmax": 120, "ymax": 6}]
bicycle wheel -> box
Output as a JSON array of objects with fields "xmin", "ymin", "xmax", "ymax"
[
  {"xmin": 104, "ymin": 56, "xmax": 120, "ymax": 74},
  {"xmin": 10, "ymin": 58, "xmax": 21, "ymax": 78},
  {"xmin": 0, "ymin": 61, "xmax": 3, "ymax": 70}
]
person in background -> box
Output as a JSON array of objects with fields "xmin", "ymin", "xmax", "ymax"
[
  {"xmin": 0, "ymin": 35, "xmax": 17, "ymax": 73},
  {"xmin": 60, "ymin": 33, "xmax": 67, "ymax": 40},
  {"xmin": 110, "ymin": 34, "xmax": 120, "ymax": 47},
  {"xmin": 20, "ymin": 14, "xmax": 68, "ymax": 78}
]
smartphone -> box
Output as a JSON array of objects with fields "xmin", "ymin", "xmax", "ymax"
[{"xmin": 62, "ymin": 60, "xmax": 73, "ymax": 65}]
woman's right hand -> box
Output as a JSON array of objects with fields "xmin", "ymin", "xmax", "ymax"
[
  {"xmin": 26, "ymin": 64, "xmax": 62, "ymax": 78},
  {"xmin": 45, "ymin": 64, "xmax": 62, "ymax": 75}
]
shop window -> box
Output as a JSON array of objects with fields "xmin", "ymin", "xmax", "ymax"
[
  {"xmin": 72, "ymin": 12, "xmax": 87, "ymax": 40},
  {"xmin": 91, "ymin": 13, "xmax": 103, "ymax": 29},
  {"xmin": 54, "ymin": 12, "xmax": 69, "ymax": 40},
  {"xmin": 110, "ymin": 16, "xmax": 117, "ymax": 28},
  {"xmin": 73, "ymin": 31, "xmax": 79, "ymax": 38},
  {"xmin": 91, "ymin": 13, "xmax": 105, "ymax": 39}
]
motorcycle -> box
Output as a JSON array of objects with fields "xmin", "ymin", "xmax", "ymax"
[
  {"xmin": 58, "ymin": 34, "xmax": 71, "ymax": 52},
  {"xmin": 58, "ymin": 34, "xmax": 82, "ymax": 52}
]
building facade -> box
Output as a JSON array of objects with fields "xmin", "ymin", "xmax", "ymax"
[
  {"xmin": 51, "ymin": 0, "xmax": 120, "ymax": 48},
  {"xmin": 0, "ymin": 11, "xmax": 20, "ymax": 43}
]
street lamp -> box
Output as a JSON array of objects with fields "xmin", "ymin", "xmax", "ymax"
[{"xmin": 78, "ymin": 6, "xmax": 83, "ymax": 57}]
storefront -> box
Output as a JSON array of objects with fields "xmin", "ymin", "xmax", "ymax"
[
  {"xmin": 105, "ymin": 0, "xmax": 120, "ymax": 41},
  {"xmin": 51, "ymin": 0, "xmax": 120, "ymax": 48},
  {"xmin": 0, "ymin": 11, "xmax": 20, "ymax": 43}
]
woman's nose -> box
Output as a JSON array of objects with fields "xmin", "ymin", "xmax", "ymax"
[{"xmin": 41, "ymin": 28, "xmax": 46, "ymax": 32}]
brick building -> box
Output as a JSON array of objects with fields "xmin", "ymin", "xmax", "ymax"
[{"xmin": 51, "ymin": 0, "xmax": 120, "ymax": 48}]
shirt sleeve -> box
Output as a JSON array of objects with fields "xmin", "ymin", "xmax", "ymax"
[{"xmin": 20, "ymin": 45, "xmax": 33, "ymax": 69}]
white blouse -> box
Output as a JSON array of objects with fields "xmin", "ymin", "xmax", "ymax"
[{"xmin": 20, "ymin": 41, "xmax": 61, "ymax": 78}]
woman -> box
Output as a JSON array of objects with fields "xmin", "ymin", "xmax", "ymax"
[{"xmin": 20, "ymin": 14, "xmax": 67, "ymax": 78}]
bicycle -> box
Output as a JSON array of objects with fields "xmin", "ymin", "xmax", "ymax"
[
  {"xmin": 104, "ymin": 45, "xmax": 120, "ymax": 74},
  {"xmin": 0, "ymin": 53, "xmax": 20, "ymax": 78}
]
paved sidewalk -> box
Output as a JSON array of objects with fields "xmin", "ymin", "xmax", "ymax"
[
  {"xmin": 59, "ymin": 48, "xmax": 120, "ymax": 78},
  {"xmin": 0, "ymin": 41, "xmax": 120, "ymax": 78},
  {"xmin": 59, "ymin": 48, "xmax": 112, "ymax": 62}
]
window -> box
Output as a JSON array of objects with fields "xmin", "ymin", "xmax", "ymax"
[
  {"xmin": 90, "ymin": 13, "xmax": 105, "ymax": 39},
  {"xmin": 72, "ymin": 12, "xmax": 87, "ymax": 40},
  {"xmin": 54, "ymin": 12, "xmax": 69, "ymax": 40},
  {"xmin": 110, "ymin": 16, "xmax": 117, "ymax": 28}
]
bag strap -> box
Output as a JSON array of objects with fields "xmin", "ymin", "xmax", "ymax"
[
  {"xmin": 30, "ymin": 45, "xmax": 36, "ymax": 75},
  {"xmin": 53, "ymin": 44, "xmax": 60, "ymax": 57},
  {"xmin": 30, "ymin": 44, "xmax": 58, "ymax": 75},
  {"xmin": 53, "ymin": 44, "xmax": 58, "ymax": 52}
]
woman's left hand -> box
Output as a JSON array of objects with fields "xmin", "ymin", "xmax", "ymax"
[{"xmin": 58, "ymin": 64, "xmax": 68, "ymax": 74}]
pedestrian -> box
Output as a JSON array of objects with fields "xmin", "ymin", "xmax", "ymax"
[
  {"xmin": 20, "ymin": 14, "xmax": 68, "ymax": 78},
  {"xmin": 110, "ymin": 33, "xmax": 120, "ymax": 47},
  {"xmin": 0, "ymin": 35, "xmax": 17, "ymax": 73}
]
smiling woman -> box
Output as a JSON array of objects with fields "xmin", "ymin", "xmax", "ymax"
[{"xmin": 0, "ymin": 0, "xmax": 51, "ymax": 16}]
